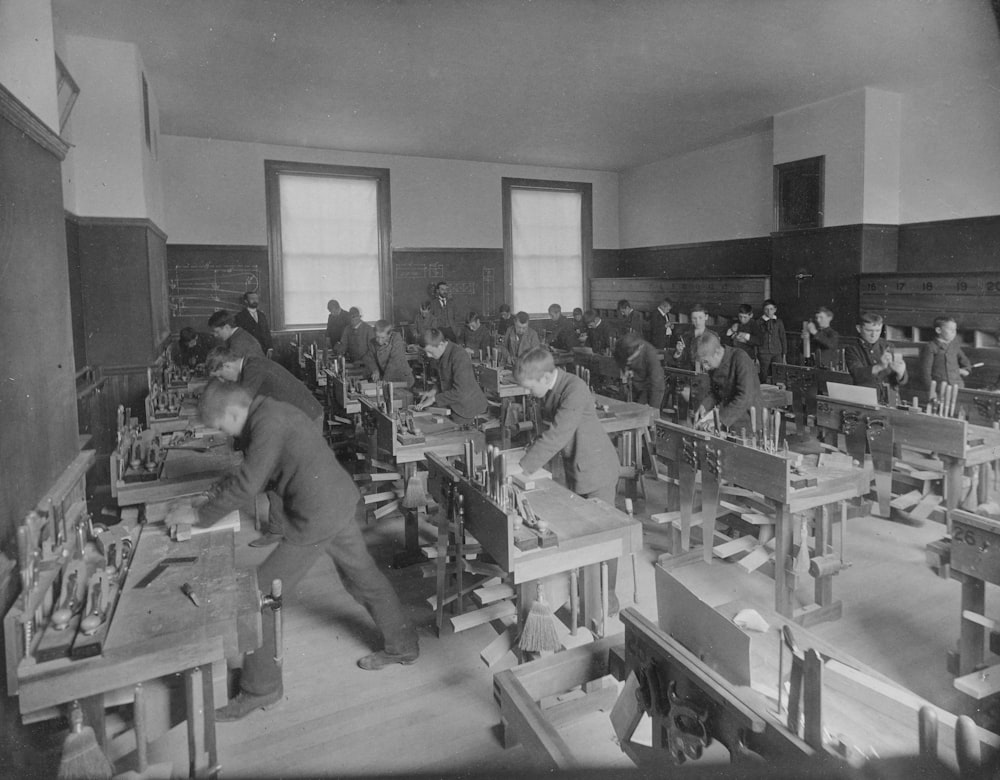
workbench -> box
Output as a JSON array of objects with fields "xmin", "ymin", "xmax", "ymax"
[
  {"xmin": 496, "ymin": 565, "xmax": 999, "ymax": 774},
  {"xmin": 475, "ymin": 363, "xmax": 535, "ymax": 448},
  {"xmin": 771, "ymin": 362, "xmax": 851, "ymax": 431},
  {"xmin": 6, "ymin": 502, "xmax": 261, "ymax": 776},
  {"xmin": 816, "ymin": 396, "xmax": 1000, "ymax": 525},
  {"xmin": 359, "ymin": 395, "xmax": 485, "ymax": 564},
  {"xmin": 930, "ymin": 507, "xmax": 1000, "ymax": 692},
  {"xmin": 594, "ymin": 393, "xmax": 658, "ymax": 500},
  {"xmin": 662, "ymin": 366, "xmax": 791, "ymax": 424},
  {"xmin": 653, "ymin": 419, "xmax": 869, "ymax": 625},
  {"xmin": 425, "ymin": 450, "xmax": 642, "ymax": 650},
  {"xmin": 111, "ymin": 430, "xmax": 242, "ymax": 506}
]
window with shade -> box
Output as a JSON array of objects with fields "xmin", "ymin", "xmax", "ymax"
[
  {"xmin": 503, "ymin": 178, "xmax": 592, "ymax": 315},
  {"xmin": 265, "ymin": 161, "xmax": 390, "ymax": 329}
]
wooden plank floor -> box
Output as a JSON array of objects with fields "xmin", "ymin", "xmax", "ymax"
[{"xmin": 207, "ymin": 473, "xmax": 991, "ymax": 776}]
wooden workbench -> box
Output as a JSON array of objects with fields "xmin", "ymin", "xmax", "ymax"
[
  {"xmin": 771, "ymin": 362, "xmax": 851, "ymax": 431},
  {"xmin": 112, "ymin": 432, "xmax": 242, "ymax": 506},
  {"xmin": 816, "ymin": 396, "xmax": 1000, "ymax": 526},
  {"xmin": 426, "ymin": 452, "xmax": 642, "ymax": 646},
  {"xmin": 653, "ymin": 419, "xmax": 869, "ymax": 625},
  {"xmin": 360, "ymin": 395, "xmax": 485, "ymax": 563}
]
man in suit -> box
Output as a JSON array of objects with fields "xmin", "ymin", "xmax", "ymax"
[
  {"xmin": 546, "ymin": 304, "xmax": 578, "ymax": 352},
  {"xmin": 695, "ymin": 331, "xmax": 762, "ymax": 434},
  {"xmin": 427, "ymin": 281, "xmax": 458, "ymax": 341},
  {"xmin": 336, "ymin": 307, "xmax": 375, "ymax": 363},
  {"xmin": 416, "ymin": 328, "xmax": 488, "ymax": 424},
  {"xmin": 326, "ymin": 299, "xmax": 352, "ymax": 349},
  {"xmin": 649, "ymin": 297, "xmax": 675, "ymax": 351},
  {"xmin": 206, "ymin": 346, "xmax": 324, "ymax": 547},
  {"xmin": 234, "ymin": 291, "xmax": 273, "ymax": 357},
  {"xmin": 362, "ymin": 320, "xmax": 415, "ymax": 387},
  {"xmin": 845, "ymin": 311, "xmax": 907, "ymax": 404},
  {"xmin": 166, "ymin": 382, "xmax": 418, "ymax": 721},
  {"xmin": 208, "ymin": 310, "xmax": 266, "ymax": 359}
]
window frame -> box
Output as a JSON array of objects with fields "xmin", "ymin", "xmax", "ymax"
[
  {"xmin": 502, "ymin": 177, "xmax": 593, "ymax": 317},
  {"xmin": 265, "ymin": 160, "xmax": 392, "ymax": 330}
]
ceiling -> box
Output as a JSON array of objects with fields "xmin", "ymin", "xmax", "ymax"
[{"xmin": 51, "ymin": 0, "xmax": 1000, "ymax": 172}]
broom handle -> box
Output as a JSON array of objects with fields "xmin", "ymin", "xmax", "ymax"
[
  {"xmin": 600, "ymin": 561, "xmax": 609, "ymax": 639},
  {"xmin": 569, "ymin": 569, "xmax": 579, "ymax": 637},
  {"xmin": 134, "ymin": 683, "xmax": 148, "ymax": 772}
]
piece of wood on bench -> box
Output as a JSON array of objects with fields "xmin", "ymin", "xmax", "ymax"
[
  {"xmin": 738, "ymin": 545, "xmax": 772, "ymax": 572},
  {"xmin": 474, "ymin": 583, "xmax": 516, "ymax": 605},
  {"xmin": 908, "ymin": 493, "xmax": 943, "ymax": 521},
  {"xmin": 713, "ymin": 536, "xmax": 757, "ymax": 560},
  {"xmin": 890, "ymin": 489, "xmax": 923, "ymax": 510},
  {"xmin": 450, "ymin": 601, "xmax": 517, "ymax": 633}
]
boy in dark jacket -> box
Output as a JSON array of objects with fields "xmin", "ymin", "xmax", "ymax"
[
  {"xmin": 362, "ymin": 320, "xmax": 415, "ymax": 387},
  {"xmin": 166, "ymin": 382, "xmax": 418, "ymax": 721},
  {"xmin": 756, "ymin": 299, "xmax": 786, "ymax": 383}
]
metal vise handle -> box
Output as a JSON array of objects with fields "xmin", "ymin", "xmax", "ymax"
[{"xmin": 261, "ymin": 578, "xmax": 283, "ymax": 666}]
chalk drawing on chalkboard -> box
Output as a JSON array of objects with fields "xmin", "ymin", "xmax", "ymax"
[
  {"xmin": 169, "ymin": 265, "xmax": 259, "ymax": 317},
  {"xmin": 395, "ymin": 264, "xmax": 428, "ymax": 279},
  {"xmin": 428, "ymin": 263, "xmax": 445, "ymax": 279},
  {"xmin": 482, "ymin": 267, "xmax": 496, "ymax": 315}
]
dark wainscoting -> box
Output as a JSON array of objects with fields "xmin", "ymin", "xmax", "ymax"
[
  {"xmin": 70, "ymin": 215, "xmax": 170, "ymax": 367},
  {"xmin": 616, "ymin": 236, "xmax": 772, "ymax": 278},
  {"xmin": 0, "ymin": 97, "xmax": 79, "ymax": 547},
  {"xmin": 770, "ymin": 224, "xmax": 898, "ymax": 328},
  {"xmin": 898, "ymin": 215, "xmax": 1000, "ymax": 274}
]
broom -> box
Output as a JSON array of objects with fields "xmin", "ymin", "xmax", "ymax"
[
  {"xmin": 58, "ymin": 701, "xmax": 113, "ymax": 780},
  {"xmin": 518, "ymin": 580, "xmax": 561, "ymax": 653},
  {"xmin": 401, "ymin": 470, "xmax": 429, "ymax": 509}
]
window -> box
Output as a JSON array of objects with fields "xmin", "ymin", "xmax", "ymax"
[
  {"xmin": 503, "ymin": 178, "xmax": 591, "ymax": 315},
  {"xmin": 265, "ymin": 162, "xmax": 391, "ymax": 329}
]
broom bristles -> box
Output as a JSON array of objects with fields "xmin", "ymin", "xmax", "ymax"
[
  {"xmin": 58, "ymin": 707, "xmax": 113, "ymax": 780},
  {"xmin": 518, "ymin": 590, "xmax": 561, "ymax": 653},
  {"xmin": 401, "ymin": 472, "xmax": 429, "ymax": 509}
]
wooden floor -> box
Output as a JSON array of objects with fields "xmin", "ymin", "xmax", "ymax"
[
  {"xmin": 4, "ymin": 470, "xmax": 995, "ymax": 776},
  {"xmin": 208, "ymin": 475, "xmax": 988, "ymax": 776}
]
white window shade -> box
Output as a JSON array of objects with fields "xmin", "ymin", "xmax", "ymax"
[
  {"xmin": 511, "ymin": 188, "xmax": 583, "ymax": 314},
  {"xmin": 278, "ymin": 174, "xmax": 381, "ymax": 327}
]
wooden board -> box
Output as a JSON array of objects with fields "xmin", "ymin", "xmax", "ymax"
[
  {"xmin": 859, "ymin": 272, "xmax": 1000, "ymax": 330},
  {"xmin": 102, "ymin": 520, "xmax": 259, "ymax": 659},
  {"xmin": 655, "ymin": 565, "xmax": 751, "ymax": 685}
]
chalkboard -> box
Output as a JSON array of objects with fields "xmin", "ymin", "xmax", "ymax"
[
  {"xmin": 391, "ymin": 248, "xmax": 504, "ymax": 323},
  {"xmin": 166, "ymin": 245, "xmax": 269, "ymax": 334},
  {"xmin": 859, "ymin": 272, "xmax": 1000, "ymax": 330},
  {"xmin": 169, "ymin": 265, "xmax": 260, "ymax": 317}
]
